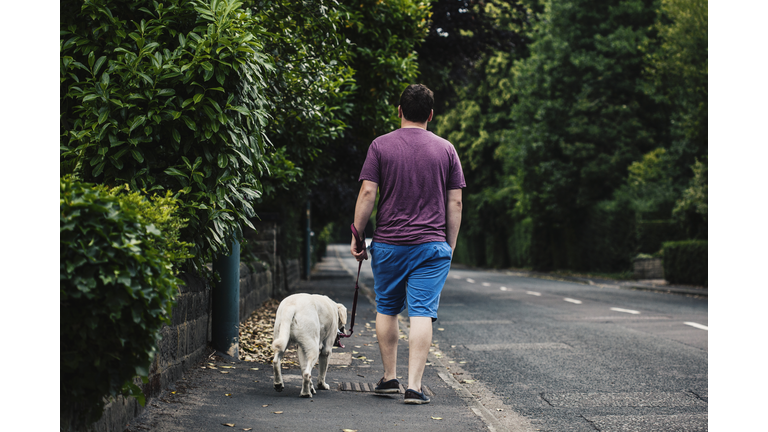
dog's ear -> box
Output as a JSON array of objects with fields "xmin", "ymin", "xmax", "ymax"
[{"xmin": 337, "ymin": 303, "xmax": 348, "ymax": 329}]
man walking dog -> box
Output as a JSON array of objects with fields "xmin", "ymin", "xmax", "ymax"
[{"xmin": 351, "ymin": 84, "xmax": 465, "ymax": 404}]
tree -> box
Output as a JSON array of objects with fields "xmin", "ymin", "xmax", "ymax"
[
  {"xmin": 417, "ymin": 0, "xmax": 544, "ymax": 116},
  {"xmin": 645, "ymin": 0, "xmax": 707, "ymax": 167},
  {"xmin": 506, "ymin": 0, "xmax": 667, "ymax": 270}
]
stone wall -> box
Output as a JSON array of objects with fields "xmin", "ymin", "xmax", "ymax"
[
  {"xmin": 85, "ymin": 254, "xmax": 301, "ymax": 432},
  {"xmin": 633, "ymin": 257, "xmax": 665, "ymax": 280}
]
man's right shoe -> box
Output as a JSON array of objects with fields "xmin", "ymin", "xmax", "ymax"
[
  {"xmin": 403, "ymin": 388, "xmax": 431, "ymax": 404},
  {"xmin": 374, "ymin": 377, "xmax": 401, "ymax": 394}
]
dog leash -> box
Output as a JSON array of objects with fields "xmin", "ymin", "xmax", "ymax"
[{"xmin": 334, "ymin": 224, "xmax": 364, "ymax": 349}]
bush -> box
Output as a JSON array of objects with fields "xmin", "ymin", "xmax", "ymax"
[
  {"xmin": 60, "ymin": 177, "xmax": 190, "ymax": 427},
  {"xmin": 662, "ymin": 240, "xmax": 707, "ymax": 286},
  {"xmin": 60, "ymin": 0, "xmax": 274, "ymax": 277}
]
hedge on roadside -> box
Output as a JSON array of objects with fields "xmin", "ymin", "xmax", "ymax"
[
  {"xmin": 60, "ymin": 176, "xmax": 191, "ymax": 428},
  {"xmin": 60, "ymin": 0, "xmax": 274, "ymax": 278},
  {"xmin": 662, "ymin": 240, "xmax": 707, "ymax": 286}
]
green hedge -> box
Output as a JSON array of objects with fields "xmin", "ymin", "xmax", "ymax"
[
  {"xmin": 662, "ymin": 240, "xmax": 707, "ymax": 286},
  {"xmin": 60, "ymin": 0, "xmax": 273, "ymax": 277},
  {"xmin": 60, "ymin": 177, "xmax": 191, "ymax": 427}
]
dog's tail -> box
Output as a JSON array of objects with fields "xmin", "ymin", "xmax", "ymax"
[{"xmin": 272, "ymin": 303, "xmax": 295, "ymax": 355}]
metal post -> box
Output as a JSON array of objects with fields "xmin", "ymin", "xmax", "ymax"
[
  {"xmin": 212, "ymin": 239, "xmax": 240, "ymax": 358},
  {"xmin": 305, "ymin": 200, "xmax": 311, "ymax": 279}
]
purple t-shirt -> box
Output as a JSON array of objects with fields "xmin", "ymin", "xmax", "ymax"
[{"xmin": 359, "ymin": 128, "xmax": 466, "ymax": 245}]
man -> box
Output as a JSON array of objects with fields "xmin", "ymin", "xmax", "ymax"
[{"xmin": 350, "ymin": 84, "xmax": 464, "ymax": 404}]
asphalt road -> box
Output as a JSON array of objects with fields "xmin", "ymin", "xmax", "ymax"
[{"xmin": 336, "ymin": 244, "xmax": 709, "ymax": 431}]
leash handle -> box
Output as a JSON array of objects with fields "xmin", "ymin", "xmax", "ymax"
[
  {"xmin": 337, "ymin": 224, "xmax": 365, "ymax": 345},
  {"xmin": 350, "ymin": 223, "xmax": 366, "ymax": 260}
]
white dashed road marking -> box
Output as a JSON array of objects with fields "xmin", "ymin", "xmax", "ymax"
[
  {"xmin": 564, "ymin": 298, "xmax": 582, "ymax": 304},
  {"xmin": 482, "ymin": 282, "xmax": 491, "ymax": 287},
  {"xmin": 610, "ymin": 307, "xmax": 640, "ymax": 315},
  {"xmin": 684, "ymin": 322, "xmax": 708, "ymax": 331},
  {"xmin": 500, "ymin": 287, "xmax": 508, "ymax": 291},
  {"xmin": 526, "ymin": 291, "xmax": 542, "ymax": 296},
  {"xmin": 466, "ymin": 278, "xmax": 475, "ymax": 283}
]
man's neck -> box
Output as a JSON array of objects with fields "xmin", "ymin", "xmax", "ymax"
[{"xmin": 400, "ymin": 119, "xmax": 428, "ymax": 130}]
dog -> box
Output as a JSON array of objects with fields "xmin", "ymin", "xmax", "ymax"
[{"xmin": 272, "ymin": 294, "xmax": 348, "ymax": 397}]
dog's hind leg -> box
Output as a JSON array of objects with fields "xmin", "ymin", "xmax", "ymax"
[
  {"xmin": 272, "ymin": 348, "xmax": 286, "ymax": 392},
  {"xmin": 272, "ymin": 304, "xmax": 294, "ymax": 392},
  {"xmin": 297, "ymin": 344, "xmax": 319, "ymax": 397},
  {"xmin": 316, "ymin": 339, "xmax": 334, "ymax": 390}
]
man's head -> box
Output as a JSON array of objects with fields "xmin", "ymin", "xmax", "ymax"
[{"xmin": 398, "ymin": 84, "xmax": 434, "ymax": 124}]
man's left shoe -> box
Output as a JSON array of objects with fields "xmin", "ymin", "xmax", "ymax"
[{"xmin": 403, "ymin": 388, "xmax": 430, "ymax": 404}]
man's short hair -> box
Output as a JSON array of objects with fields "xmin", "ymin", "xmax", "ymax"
[{"xmin": 399, "ymin": 84, "xmax": 434, "ymax": 123}]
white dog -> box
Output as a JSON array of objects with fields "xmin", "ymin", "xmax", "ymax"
[{"xmin": 272, "ymin": 294, "xmax": 348, "ymax": 397}]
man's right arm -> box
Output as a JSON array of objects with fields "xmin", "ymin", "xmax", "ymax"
[
  {"xmin": 351, "ymin": 180, "xmax": 378, "ymax": 261},
  {"xmin": 446, "ymin": 188, "xmax": 463, "ymax": 255}
]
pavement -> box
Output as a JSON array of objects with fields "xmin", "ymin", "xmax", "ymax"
[{"xmin": 125, "ymin": 248, "xmax": 493, "ymax": 432}]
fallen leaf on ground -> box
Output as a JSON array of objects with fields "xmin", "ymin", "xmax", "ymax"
[
  {"xmin": 220, "ymin": 365, "xmax": 234, "ymax": 369},
  {"xmin": 262, "ymin": 405, "xmax": 269, "ymax": 407},
  {"xmin": 238, "ymin": 299, "xmax": 298, "ymax": 367},
  {"xmin": 431, "ymin": 416, "xmax": 443, "ymax": 420},
  {"xmin": 225, "ymin": 394, "xmax": 232, "ymax": 397},
  {"xmin": 342, "ymin": 429, "xmax": 358, "ymax": 432},
  {"xmin": 273, "ymin": 411, "xmax": 283, "ymax": 414},
  {"xmin": 437, "ymin": 328, "xmax": 444, "ymax": 331},
  {"xmin": 220, "ymin": 371, "xmax": 229, "ymax": 374},
  {"xmin": 222, "ymin": 423, "xmax": 235, "ymax": 427},
  {"xmin": 250, "ymin": 368, "xmax": 259, "ymax": 370},
  {"xmin": 242, "ymin": 428, "xmax": 252, "ymax": 431}
]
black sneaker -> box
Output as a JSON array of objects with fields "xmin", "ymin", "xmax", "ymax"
[
  {"xmin": 374, "ymin": 377, "xmax": 400, "ymax": 394},
  {"xmin": 403, "ymin": 388, "xmax": 430, "ymax": 404}
]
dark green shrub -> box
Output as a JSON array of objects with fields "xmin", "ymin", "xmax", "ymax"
[
  {"xmin": 60, "ymin": 177, "xmax": 190, "ymax": 427},
  {"xmin": 662, "ymin": 240, "xmax": 707, "ymax": 286},
  {"xmin": 60, "ymin": 0, "xmax": 275, "ymax": 276}
]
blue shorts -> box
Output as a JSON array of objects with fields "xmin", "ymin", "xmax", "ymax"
[{"xmin": 369, "ymin": 241, "xmax": 453, "ymax": 320}]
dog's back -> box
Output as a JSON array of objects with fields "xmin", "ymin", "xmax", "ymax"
[{"xmin": 272, "ymin": 294, "xmax": 328, "ymax": 354}]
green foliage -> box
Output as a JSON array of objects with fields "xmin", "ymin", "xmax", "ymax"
[
  {"xmin": 510, "ymin": 0, "xmax": 664, "ymax": 234},
  {"xmin": 644, "ymin": 0, "xmax": 707, "ymax": 159},
  {"xmin": 60, "ymin": 0, "xmax": 274, "ymax": 276},
  {"xmin": 60, "ymin": 176, "xmax": 189, "ymax": 426},
  {"xmin": 341, "ymin": 0, "xmax": 430, "ymax": 139},
  {"xmin": 619, "ymin": 148, "xmax": 681, "ymax": 217},
  {"xmin": 246, "ymin": 0, "xmax": 356, "ymax": 199},
  {"xmin": 662, "ymin": 240, "xmax": 707, "ymax": 286},
  {"xmin": 673, "ymin": 156, "xmax": 707, "ymax": 238}
]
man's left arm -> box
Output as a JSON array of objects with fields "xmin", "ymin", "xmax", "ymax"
[{"xmin": 446, "ymin": 188, "xmax": 463, "ymax": 255}]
